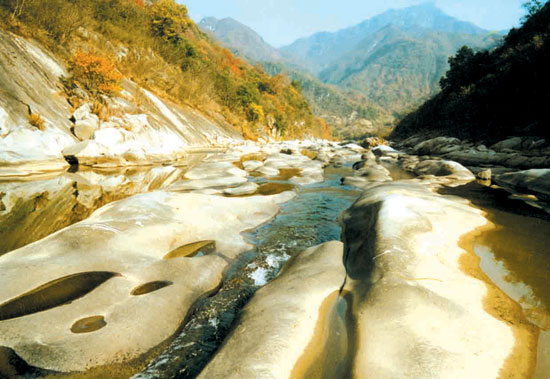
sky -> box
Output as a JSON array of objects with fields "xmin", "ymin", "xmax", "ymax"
[{"xmin": 181, "ymin": 0, "xmax": 527, "ymax": 47}]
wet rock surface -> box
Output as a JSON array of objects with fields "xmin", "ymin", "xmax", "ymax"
[
  {"xmin": 340, "ymin": 182, "xmax": 530, "ymax": 378},
  {"xmin": 198, "ymin": 242, "xmax": 345, "ymax": 379},
  {"xmin": 0, "ymin": 189, "xmax": 293, "ymax": 372},
  {"xmin": 0, "ymin": 164, "xmax": 197, "ymax": 255}
]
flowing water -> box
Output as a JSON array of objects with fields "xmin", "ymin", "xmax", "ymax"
[{"xmin": 134, "ymin": 163, "xmax": 361, "ymax": 379}]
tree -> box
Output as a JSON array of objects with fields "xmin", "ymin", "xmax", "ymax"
[
  {"xmin": 439, "ymin": 46, "xmax": 475, "ymax": 92},
  {"xmin": 149, "ymin": 0, "xmax": 189, "ymax": 45},
  {"xmin": 247, "ymin": 103, "xmax": 264, "ymax": 123},
  {"xmin": 523, "ymin": 0, "xmax": 545, "ymax": 18},
  {"xmin": 69, "ymin": 50, "xmax": 123, "ymax": 96}
]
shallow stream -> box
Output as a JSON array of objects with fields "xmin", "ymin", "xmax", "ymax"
[{"xmin": 0, "ymin": 154, "xmax": 549, "ymax": 378}]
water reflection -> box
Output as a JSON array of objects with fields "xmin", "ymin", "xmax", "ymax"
[
  {"xmin": 0, "ymin": 154, "xmax": 209, "ymax": 256},
  {"xmin": 440, "ymin": 182, "xmax": 550, "ymax": 377}
]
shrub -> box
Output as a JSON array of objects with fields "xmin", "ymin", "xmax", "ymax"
[
  {"xmin": 68, "ymin": 50, "xmax": 123, "ymax": 96},
  {"xmin": 28, "ymin": 113, "xmax": 45, "ymax": 131},
  {"xmin": 247, "ymin": 103, "xmax": 264, "ymax": 123},
  {"xmin": 149, "ymin": 0, "xmax": 189, "ymax": 45}
]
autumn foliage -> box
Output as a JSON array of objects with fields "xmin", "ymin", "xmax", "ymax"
[
  {"xmin": 69, "ymin": 50, "xmax": 122, "ymax": 96},
  {"xmin": 28, "ymin": 113, "xmax": 45, "ymax": 131},
  {"xmin": 0, "ymin": 0, "xmax": 332, "ymax": 140}
]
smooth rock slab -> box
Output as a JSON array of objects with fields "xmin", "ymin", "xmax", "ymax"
[
  {"xmin": 494, "ymin": 169, "xmax": 550, "ymax": 200},
  {"xmin": 340, "ymin": 182, "xmax": 533, "ymax": 378},
  {"xmin": 222, "ymin": 182, "xmax": 259, "ymax": 196},
  {"xmin": 414, "ymin": 159, "xmax": 475, "ymax": 182},
  {"xmin": 198, "ymin": 241, "xmax": 345, "ymax": 379},
  {"xmin": 169, "ymin": 176, "xmax": 247, "ymax": 192},
  {"xmin": 0, "ymin": 191, "xmax": 293, "ymax": 372}
]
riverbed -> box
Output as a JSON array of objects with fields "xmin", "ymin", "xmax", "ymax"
[{"xmin": 0, "ymin": 144, "xmax": 549, "ymax": 378}]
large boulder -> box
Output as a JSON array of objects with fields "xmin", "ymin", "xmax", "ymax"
[
  {"xmin": 412, "ymin": 136, "xmax": 462, "ymax": 155},
  {"xmin": 494, "ymin": 169, "xmax": 550, "ymax": 200},
  {"xmin": 490, "ymin": 137, "xmax": 523, "ymax": 152},
  {"xmin": 414, "ymin": 159, "xmax": 475, "ymax": 182},
  {"xmin": 340, "ymin": 182, "xmax": 537, "ymax": 378},
  {"xmin": 73, "ymin": 117, "xmax": 99, "ymax": 140}
]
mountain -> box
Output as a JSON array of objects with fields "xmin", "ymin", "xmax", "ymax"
[
  {"xmin": 275, "ymin": 3, "xmax": 501, "ymax": 125},
  {"xmin": 198, "ymin": 16, "xmax": 391, "ymax": 138},
  {"xmin": 0, "ymin": 0, "xmax": 329, "ymax": 144},
  {"xmin": 318, "ymin": 24, "xmax": 500, "ymax": 115},
  {"xmin": 280, "ymin": 3, "xmax": 489, "ymax": 74},
  {"xmin": 262, "ymin": 62, "xmax": 392, "ymax": 139},
  {"xmin": 392, "ymin": 2, "xmax": 550, "ymax": 142},
  {"xmin": 198, "ymin": 17, "xmax": 282, "ymax": 63}
]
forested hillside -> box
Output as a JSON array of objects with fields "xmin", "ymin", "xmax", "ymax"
[
  {"xmin": 318, "ymin": 25, "xmax": 500, "ymax": 117},
  {"xmin": 197, "ymin": 4, "xmax": 503, "ymax": 139},
  {"xmin": 393, "ymin": 1, "xmax": 550, "ymax": 142},
  {"xmin": 279, "ymin": 3, "xmax": 501, "ymax": 132},
  {"xmin": 0, "ymin": 0, "xmax": 330, "ymax": 140},
  {"xmin": 262, "ymin": 62, "xmax": 391, "ymax": 139},
  {"xmin": 197, "ymin": 17, "xmax": 389, "ymax": 139}
]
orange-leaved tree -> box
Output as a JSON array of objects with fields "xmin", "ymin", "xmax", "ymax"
[{"xmin": 69, "ymin": 50, "xmax": 123, "ymax": 96}]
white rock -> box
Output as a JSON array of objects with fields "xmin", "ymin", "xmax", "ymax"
[
  {"xmin": 256, "ymin": 166, "xmax": 280, "ymax": 177},
  {"xmin": 414, "ymin": 159, "xmax": 475, "ymax": 181},
  {"xmin": 72, "ymin": 104, "xmax": 93, "ymax": 121},
  {"xmin": 372, "ymin": 145, "xmax": 398, "ymax": 157},
  {"xmin": 0, "ymin": 107, "xmax": 11, "ymax": 138},
  {"xmin": 73, "ymin": 117, "xmax": 99, "ymax": 140},
  {"xmin": 0, "ymin": 191, "xmax": 294, "ymax": 372},
  {"xmin": 243, "ymin": 160, "xmax": 263, "ymax": 171},
  {"xmin": 341, "ymin": 182, "xmax": 521, "ymax": 378},
  {"xmin": 169, "ymin": 176, "xmax": 248, "ymax": 191},
  {"xmin": 184, "ymin": 162, "xmax": 247, "ymax": 180},
  {"xmin": 289, "ymin": 174, "xmax": 324, "ymax": 185},
  {"xmin": 222, "ymin": 182, "xmax": 259, "ymax": 196}
]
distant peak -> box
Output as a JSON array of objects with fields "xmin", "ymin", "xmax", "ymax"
[
  {"xmin": 404, "ymin": 2, "xmax": 443, "ymax": 12},
  {"xmin": 199, "ymin": 17, "xmax": 218, "ymax": 24}
]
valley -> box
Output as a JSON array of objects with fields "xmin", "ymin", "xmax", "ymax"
[{"xmin": 0, "ymin": 1, "xmax": 549, "ymax": 378}]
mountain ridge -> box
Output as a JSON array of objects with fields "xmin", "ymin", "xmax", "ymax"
[
  {"xmin": 392, "ymin": 2, "xmax": 550, "ymax": 142},
  {"xmin": 279, "ymin": 3, "xmax": 490, "ymax": 73},
  {"xmin": 198, "ymin": 3, "xmax": 502, "ymax": 138},
  {"xmin": 198, "ymin": 16, "xmax": 283, "ymax": 63}
]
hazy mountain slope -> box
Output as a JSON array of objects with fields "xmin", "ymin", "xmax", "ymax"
[
  {"xmin": 262, "ymin": 62, "xmax": 392, "ymax": 138},
  {"xmin": 319, "ymin": 24, "xmax": 500, "ymax": 115},
  {"xmin": 392, "ymin": 2, "xmax": 550, "ymax": 142},
  {"xmin": 280, "ymin": 3, "xmax": 488, "ymax": 73},
  {"xmin": 198, "ymin": 17, "xmax": 283, "ymax": 63},
  {"xmin": 198, "ymin": 16, "xmax": 391, "ymax": 137}
]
